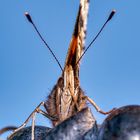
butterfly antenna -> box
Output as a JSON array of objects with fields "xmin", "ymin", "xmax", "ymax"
[
  {"xmin": 76, "ymin": 10, "xmax": 116, "ymax": 65},
  {"xmin": 25, "ymin": 12, "xmax": 63, "ymax": 71}
]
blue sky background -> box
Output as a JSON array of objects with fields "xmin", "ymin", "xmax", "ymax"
[{"xmin": 0, "ymin": 0, "xmax": 140, "ymax": 139}]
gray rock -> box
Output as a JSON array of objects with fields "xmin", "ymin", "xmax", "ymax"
[
  {"xmin": 8, "ymin": 107, "xmax": 96, "ymax": 140},
  {"xmin": 8, "ymin": 105, "xmax": 140, "ymax": 140},
  {"xmin": 83, "ymin": 124, "xmax": 98, "ymax": 140},
  {"xmin": 98, "ymin": 105, "xmax": 140, "ymax": 140},
  {"xmin": 44, "ymin": 107, "xmax": 96, "ymax": 140},
  {"xmin": 8, "ymin": 126, "xmax": 51, "ymax": 140}
]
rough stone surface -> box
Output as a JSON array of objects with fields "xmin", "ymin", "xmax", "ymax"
[
  {"xmin": 7, "ymin": 105, "xmax": 140, "ymax": 140},
  {"xmin": 8, "ymin": 126, "xmax": 51, "ymax": 140},
  {"xmin": 98, "ymin": 105, "xmax": 140, "ymax": 140},
  {"xmin": 83, "ymin": 125, "xmax": 98, "ymax": 140},
  {"xmin": 8, "ymin": 107, "xmax": 96, "ymax": 140},
  {"xmin": 44, "ymin": 107, "xmax": 96, "ymax": 140}
]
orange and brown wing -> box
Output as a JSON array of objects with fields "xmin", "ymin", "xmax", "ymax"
[{"xmin": 65, "ymin": 0, "xmax": 89, "ymax": 77}]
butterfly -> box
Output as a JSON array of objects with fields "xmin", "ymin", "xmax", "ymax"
[
  {"xmin": 22, "ymin": 0, "xmax": 115, "ymax": 127},
  {"xmin": 0, "ymin": 0, "xmax": 116, "ymax": 137}
]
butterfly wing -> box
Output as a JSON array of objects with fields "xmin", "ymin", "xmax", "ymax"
[
  {"xmin": 59, "ymin": 0, "xmax": 89, "ymax": 122},
  {"xmin": 64, "ymin": 0, "xmax": 89, "ymax": 77}
]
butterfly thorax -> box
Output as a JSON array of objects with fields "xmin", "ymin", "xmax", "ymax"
[{"xmin": 45, "ymin": 69, "xmax": 86, "ymax": 126}]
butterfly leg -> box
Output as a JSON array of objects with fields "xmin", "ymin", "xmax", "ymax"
[
  {"xmin": 85, "ymin": 96, "xmax": 116, "ymax": 115},
  {"xmin": 68, "ymin": 87, "xmax": 80, "ymax": 111},
  {"xmin": 72, "ymin": 95, "xmax": 80, "ymax": 111},
  {"xmin": 0, "ymin": 126, "xmax": 17, "ymax": 136},
  {"xmin": 31, "ymin": 112, "xmax": 36, "ymax": 140},
  {"xmin": 12, "ymin": 102, "xmax": 56, "ymax": 134}
]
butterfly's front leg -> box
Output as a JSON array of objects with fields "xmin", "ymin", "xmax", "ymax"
[
  {"xmin": 11, "ymin": 102, "xmax": 57, "ymax": 135},
  {"xmin": 84, "ymin": 96, "xmax": 116, "ymax": 115}
]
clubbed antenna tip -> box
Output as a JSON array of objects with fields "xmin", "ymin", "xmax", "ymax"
[
  {"xmin": 25, "ymin": 12, "xmax": 33, "ymax": 23},
  {"xmin": 107, "ymin": 9, "xmax": 116, "ymax": 22},
  {"xmin": 76, "ymin": 9, "xmax": 116, "ymax": 65},
  {"xmin": 24, "ymin": 11, "xmax": 63, "ymax": 71}
]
